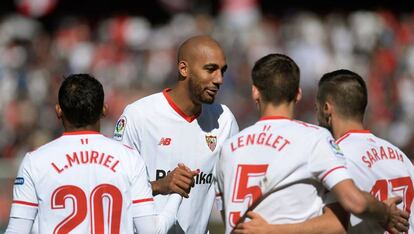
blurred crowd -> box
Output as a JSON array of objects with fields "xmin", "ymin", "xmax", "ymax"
[{"xmin": 1, "ymin": 8, "xmax": 414, "ymax": 165}]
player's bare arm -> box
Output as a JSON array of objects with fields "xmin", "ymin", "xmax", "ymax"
[
  {"xmin": 234, "ymin": 203, "xmax": 348, "ymax": 234},
  {"xmin": 151, "ymin": 163, "xmax": 198, "ymax": 198},
  {"xmin": 331, "ymin": 179, "xmax": 409, "ymax": 233}
]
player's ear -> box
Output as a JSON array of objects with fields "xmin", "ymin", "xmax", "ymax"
[
  {"xmin": 178, "ymin": 60, "xmax": 189, "ymax": 79},
  {"xmin": 252, "ymin": 85, "xmax": 260, "ymax": 103},
  {"xmin": 55, "ymin": 104, "xmax": 63, "ymax": 119},
  {"xmin": 295, "ymin": 88, "xmax": 302, "ymax": 103},
  {"xmin": 102, "ymin": 104, "xmax": 108, "ymax": 117},
  {"xmin": 324, "ymin": 100, "xmax": 334, "ymax": 115}
]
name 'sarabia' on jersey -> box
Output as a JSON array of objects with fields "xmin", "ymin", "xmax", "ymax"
[
  {"xmin": 114, "ymin": 89, "xmax": 239, "ymax": 233},
  {"xmin": 216, "ymin": 116, "xmax": 351, "ymax": 233},
  {"xmin": 336, "ymin": 130, "xmax": 414, "ymax": 234},
  {"xmin": 10, "ymin": 131, "xmax": 156, "ymax": 233}
]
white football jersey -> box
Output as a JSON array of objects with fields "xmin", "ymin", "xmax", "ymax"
[
  {"xmin": 216, "ymin": 116, "xmax": 351, "ymax": 233},
  {"xmin": 337, "ymin": 130, "xmax": 414, "ymax": 234},
  {"xmin": 10, "ymin": 131, "xmax": 156, "ymax": 234},
  {"xmin": 114, "ymin": 89, "xmax": 239, "ymax": 234}
]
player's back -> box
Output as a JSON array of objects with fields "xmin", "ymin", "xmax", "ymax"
[
  {"xmin": 337, "ymin": 130, "xmax": 414, "ymax": 234},
  {"xmin": 12, "ymin": 131, "xmax": 153, "ymax": 233},
  {"xmin": 217, "ymin": 117, "xmax": 349, "ymax": 233}
]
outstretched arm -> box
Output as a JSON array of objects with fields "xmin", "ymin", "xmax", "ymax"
[
  {"xmin": 234, "ymin": 203, "xmax": 348, "ymax": 234},
  {"xmin": 331, "ymin": 179, "xmax": 409, "ymax": 233},
  {"xmin": 134, "ymin": 194, "xmax": 182, "ymax": 234}
]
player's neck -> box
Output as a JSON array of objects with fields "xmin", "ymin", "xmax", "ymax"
[
  {"xmin": 332, "ymin": 118, "xmax": 364, "ymax": 140},
  {"xmin": 63, "ymin": 120, "xmax": 101, "ymax": 133},
  {"xmin": 168, "ymin": 86, "xmax": 202, "ymax": 116},
  {"xmin": 260, "ymin": 102, "xmax": 295, "ymax": 119}
]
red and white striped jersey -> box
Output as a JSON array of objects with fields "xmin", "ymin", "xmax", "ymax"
[
  {"xmin": 216, "ymin": 116, "xmax": 350, "ymax": 233},
  {"xmin": 10, "ymin": 131, "xmax": 156, "ymax": 233},
  {"xmin": 114, "ymin": 89, "xmax": 239, "ymax": 233},
  {"xmin": 336, "ymin": 130, "xmax": 414, "ymax": 234}
]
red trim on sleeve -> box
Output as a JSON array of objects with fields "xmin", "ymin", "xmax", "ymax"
[
  {"xmin": 132, "ymin": 198, "xmax": 154, "ymax": 204},
  {"xmin": 63, "ymin": 131, "xmax": 102, "ymax": 136},
  {"xmin": 320, "ymin": 166, "xmax": 346, "ymax": 182},
  {"xmin": 216, "ymin": 193, "xmax": 222, "ymax": 197},
  {"xmin": 13, "ymin": 200, "xmax": 38, "ymax": 207},
  {"xmin": 163, "ymin": 88, "xmax": 199, "ymax": 123},
  {"xmin": 336, "ymin": 130, "xmax": 371, "ymax": 144}
]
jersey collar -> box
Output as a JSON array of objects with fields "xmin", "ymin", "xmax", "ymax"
[
  {"xmin": 258, "ymin": 116, "xmax": 291, "ymax": 121},
  {"xmin": 336, "ymin": 129, "xmax": 371, "ymax": 144},
  {"xmin": 163, "ymin": 88, "xmax": 199, "ymax": 123},
  {"xmin": 62, "ymin": 131, "xmax": 102, "ymax": 136}
]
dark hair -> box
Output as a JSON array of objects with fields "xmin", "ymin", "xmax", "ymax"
[
  {"xmin": 252, "ymin": 53, "xmax": 300, "ymax": 105},
  {"xmin": 317, "ymin": 69, "xmax": 367, "ymax": 121},
  {"xmin": 58, "ymin": 74, "xmax": 104, "ymax": 128}
]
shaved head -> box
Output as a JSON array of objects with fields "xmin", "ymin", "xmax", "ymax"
[
  {"xmin": 175, "ymin": 35, "xmax": 227, "ymax": 104},
  {"xmin": 177, "ymin": 35, "xmax": 224, "ymax": 64}
]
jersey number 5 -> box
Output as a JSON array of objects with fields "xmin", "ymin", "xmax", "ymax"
[
  {"xmin": 229, "ymin": 164, "xmax": 268, "ymax": 227},
  {"xmin": 51, "ymin": 184, "xmax": 122, "ymax": 234},
  {"xmin": 370, "ymin": 176, "xmax": 414, "ymax": 212}
]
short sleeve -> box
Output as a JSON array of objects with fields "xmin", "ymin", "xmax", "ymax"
[
  {"xmin": 214, "ymin": 144, "xmax": 228, "ymax": 211},
  {"xmin": 213, "ymin": 161, "xmax": 224, "ymax": 211},
  {"xmin": 114, "ymin": 106, "xmax": 142, "ymax": 153},
  {"xmin": 308, "ymin": 131, "xmax": 351, "ymax": 190},
  {"xmin": 130, "ymin": 151, "xmax": 156, "ymax": 218},
  {"xmin": 229, "ymin": 114, "xmax": 239, "ymax": 138},
  {"xmin": 223, "ymin": 105, "xmax": 239, "ymax": 138},
  {"xmin": 9, "ymin": 153, "xmax": 38, "ymax": 220}
]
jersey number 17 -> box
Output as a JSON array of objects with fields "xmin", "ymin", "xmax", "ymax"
[{"xmin": 370, "ymin": 176, "xmax": 414, "ymax": 213}]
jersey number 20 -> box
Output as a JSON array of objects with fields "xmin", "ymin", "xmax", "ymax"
[{"xmin": 51, "ymin": 184, "xmax": 122, "ymax": 234}]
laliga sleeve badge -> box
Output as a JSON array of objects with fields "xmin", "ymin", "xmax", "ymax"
[
  {"xmin": 114, "ymin": 116, "xmax": 127, "ymax": 141},
  {"xmin": 14, "ymin": 177, "xmax": 24, "ymax": 185},
  {"xmin": 328, "ymin": 138, "xmax": 344, "ymax": 157}
]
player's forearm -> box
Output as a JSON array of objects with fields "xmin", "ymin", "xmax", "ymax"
[
  {"xmin": 274, "ymin": 204, "xmax": 347, "ymax": 234},
  {"xmin": 264, "ymin": 222, "xmax": 345, "ymax": 234},
  {"xmin": 332, "ymin": 180, "xmax": 388, "ymax": 223},
  {"xmin": 268, "ymin": 215, "xmax": 346, "ymax": 234},
  {"xmin": 359, "ymin": 191, "xmax": 389, "ymax": 225},
  {"xmin": 133, "ymin": 194, "xmax": 182, "ymax": 233},
  {"xmin": 158, "ymin": 193, "xmax": 182, "ymax": 227}
]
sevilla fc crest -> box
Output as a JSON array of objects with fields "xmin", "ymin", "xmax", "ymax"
[{"xmin": 205, "ymin": 135, "xmax": 217, "ymax": 151}]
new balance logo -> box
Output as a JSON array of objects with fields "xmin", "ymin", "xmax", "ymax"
[{"xmin": 158, "ymin": 137, "xmax": 171, "ymax": 146}]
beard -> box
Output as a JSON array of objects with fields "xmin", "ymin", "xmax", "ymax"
[
  {"xmin": 317, "ymin": 113, "xmax": 333, "ymax": 134},
  {"xmin": 189, "ymin": 78, "xmax": 216, "ymax": 104}
]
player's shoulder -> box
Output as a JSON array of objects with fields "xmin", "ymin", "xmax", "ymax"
[
  {"xmin": 337, "ymin": 131, "xmax": 379, "ymax": 147},
  {"xmin": 27, "ymin": 135, "xmax": 66, "ymax": 157},
  {"xmin": 100, "ymin": 135, "xmax": 138, "ymax": 152},
  {"xmin": 223, "ymin": 123, "xmax": 255, "ymax": 146},
  {"xmin": 202, "ymin": 103, "xmax": 236, "ymax": 121},
  {"xmin": 123, "ymin": 92, "xmax": 163, "ymax": 115},
  {"xmin": 285, "ymin": 119, "xmax": 331, "ymax": 138}
]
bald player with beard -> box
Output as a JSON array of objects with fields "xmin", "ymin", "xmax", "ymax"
[{"xmin": 114, "ymin": 35, "xmax": 239, "ymax": 233}]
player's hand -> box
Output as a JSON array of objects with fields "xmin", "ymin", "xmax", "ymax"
[
  {"xmin": 381, "ymin": 196, "xmax": 410, "ymax": 234},
  {"xmin": 151, "ymin": 163, "xmax": 198, "ymax": 198},
  {"xmin": 233, "ymin": 211, "xmax": 271, "ymax": 234}
]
